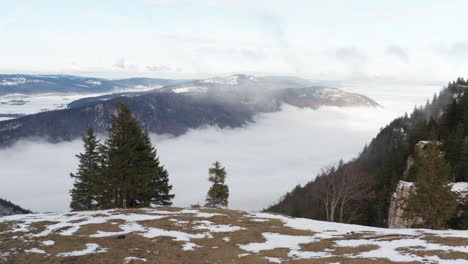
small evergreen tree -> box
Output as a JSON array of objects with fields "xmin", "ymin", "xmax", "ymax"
[
  {"xmin": 205, "ymin": 161, "xmax": 229, "ymax": 208},
  {"xmin": 404, "ymin": 141, "xmax": 458, "ymax": 229},
  {"xmin": 70, "ymin": 128, "xmax": 101, "ymax": 211}
]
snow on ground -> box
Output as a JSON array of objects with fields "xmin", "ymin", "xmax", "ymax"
[
  {"xmin": 0, "ymin": 85, "xmax": 160, "ymax": 121},
  {"xmin": 239, "ymin": 232, "xmax": 316, "ymax": 253},
  {"xmin": 42, "ymin": 240, "xmax": 55, "ymax": 246},
  {"xmin": 1, "ymin": 207, "xmax": 467, "ymax": 263},
  {"xmin": 240, "ymin": 212, "xmax": 468, "ymax": 263},
  {"xmin": 56, "ymin": 243, "xmax": 108, "ymax": 257},
  {"xmin": 248, "ymin": 212, "xmax": 468, "ymax": 238},
  {"xmin": 24, "ymin": 248, "xmax": 46, "ymax": 254},
  {"xmin": 124, "ymin": 256, "xmax": 147, "ymax": 263},
  {"xmin": 172, "ymin": 86, "xmax": 208, "ymax": 93}
]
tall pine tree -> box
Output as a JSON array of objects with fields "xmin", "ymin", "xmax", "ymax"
[
  {"xmin": 404, "ymin": 141, "xmax": 458, "ymax": 229},
  {"xmin": 205, "ymin": 161, "xmax": 229, "ymax": 208},
  {"xmin": 103, "ymin": 103, "xmax": 174, "ymax": 208},
  {"xmin": 70, "ymin": 103, "xmax": 174, "ymax": 210},
  {"xmin": 70, "ymin": 128, "xmax": 101, "ymax": 211}
]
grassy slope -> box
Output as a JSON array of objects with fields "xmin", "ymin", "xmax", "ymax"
[{"xmin": 0, "ymin": 207, "xmax": 467, "ymax": 264}]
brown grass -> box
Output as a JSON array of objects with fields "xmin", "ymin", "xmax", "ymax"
[{"xmin": 0, "ymin": 207, "xmax": 466, "ymax": 264}]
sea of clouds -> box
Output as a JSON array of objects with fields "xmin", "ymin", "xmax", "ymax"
[{"xmin": 0, "ymin": 83, "xmax": 442, "ymax": 212}]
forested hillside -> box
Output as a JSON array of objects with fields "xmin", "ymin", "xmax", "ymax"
[
  {"xmin": 268, "ymin": 78, "xmax": 468, "ymax": 229},
  {"xmin": 0, "ymin": 198, "xmax": 32, "ymax": 216}
]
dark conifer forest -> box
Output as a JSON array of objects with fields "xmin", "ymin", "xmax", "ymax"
[{"xmin": 268, "ymin": 78, "xmax": 468, "ymax": 229}]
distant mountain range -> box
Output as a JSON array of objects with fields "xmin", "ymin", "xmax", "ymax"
[
  {"xmin": 0, "ymin": 74, "xmax": 380, "ymax": 147},
  {"xmin": 0, "ymin": 74, "xmax": 182, "ymax": 95}
]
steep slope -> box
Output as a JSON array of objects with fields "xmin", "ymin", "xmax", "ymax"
[
  {"xmin": 0, "ymin": 198, "xmax": 32, "ymax": 217},
  {"xmin": 0, "ymin": 207, "xmax": 467, "ymax": 264},
  {"xmin": 0, "ymin": 92, "xmax": 255, "ymax": 145},
  {"xmin": 268, "ymin": 78, "xmax": 466, "ymax": 228},
  {"xmin": 0, "ymin": 74, "xmax": 379, "ymax": 147}
]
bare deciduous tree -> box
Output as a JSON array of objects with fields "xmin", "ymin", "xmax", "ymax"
[{"xmin": 316, "ymin": 161, "xmax": 374, "ymax": 223}]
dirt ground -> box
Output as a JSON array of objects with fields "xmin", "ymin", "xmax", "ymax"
[{"xmin": 0, "ymin": 207, "xmax": 466, "ymax": 264}]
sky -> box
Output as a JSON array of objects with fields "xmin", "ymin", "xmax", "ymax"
[{"xmin": 1, "ymin": 0, "xmax": 468, "ymax": 82}]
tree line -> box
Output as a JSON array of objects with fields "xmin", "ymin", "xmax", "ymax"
[
  {"xmin": 269, "ymin": 78, "xmax": 468, "ymax": 229},
  {"xmin": 70, "ymin": 103, "xmax": 229, "ymax": 211}
]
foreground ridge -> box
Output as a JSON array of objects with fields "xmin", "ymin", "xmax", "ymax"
[{"xmin": 0, "ymin": 207, "xmax": 467, "ymax": 263}]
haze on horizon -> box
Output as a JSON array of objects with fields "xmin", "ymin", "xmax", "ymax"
[{"xmin": 1, "ymin": 0, "xmax": 468, "ymax": 84}]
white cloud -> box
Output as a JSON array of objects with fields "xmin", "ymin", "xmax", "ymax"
[
  {"xmin": 439, "ymin": 42, "xmax": 468, "ymax": 59},
  {"xmin": 333, "ymin": 47, "xmax": 367, "ymax": 64},
  {"xmin": 113, "ymin": 58, "xmax": 127, "ymax": 69},
  {"xmin": 385, "ymin": 45, "xmax": 409, "ymax": 63}
]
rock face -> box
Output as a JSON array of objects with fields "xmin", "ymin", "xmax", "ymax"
[
  {"xmin": 388, "ymin": 141, "xmax": 468, "ymax": 228},
  {"xmin": 389, "ymin": 141, "xmax": 437, "ymax": 228},
  {"xmin": 388, "ymin": 180, "xmax": 468, "ymax": 228},
  {"xmin": 388, "ymin": 181, "xmax": 420, "ymax": 228}
]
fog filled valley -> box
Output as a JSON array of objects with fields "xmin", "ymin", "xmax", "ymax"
[
  {"xmin": 0, "ymin": 82, "xmax": 440, "ymax": 212},
  {"xmin": 3, "ymin": 1, "xmax": 468, "ymax": 262}
]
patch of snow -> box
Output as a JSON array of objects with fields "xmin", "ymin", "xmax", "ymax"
[
  {"xmin": 452, "ymin": 182, "xmax": 468, "ymax": 195},
  {"xmin": 172, "ymin": 86, "xmax": 208, "ymax": 93},
  {"xmin": 250, "ymin": 218, "xmax": 270, "ymax": 222},
  {"xmin": 91, "ymin": 222, "xmax": 146, "ymax": 238},
  {"xmin": 223, "ymin": 236, "xmax": 230, "ymax": 242},
  {"xmin": 143, "ymin": 226, "xmax": 211, "ymax": 240},
  {"xmin": 248, "ymin": 212, "xmax": 468, "ymax": 238},
  {"xmin": 124, "ymin": 256, "xmax": 147, "ymax": 263},
  {"xmin": 42, "ymin": 240, "xmax": 55, "ymax": 246},
  {"xmin": 1, "ymin": 78, "xmax": 27, "ymax": 86},
  {"xmin": 182, "ymin": 242, "xmax": 200, "ymax": 251},
  {"xmin": 192, "ymin": 220, "xmax": 244, "ymax": 232},
  {"xmin": 85, "ymin": 80, "xmax": 102, "ymax": 86},
  {"xmin": 289, "ymin": 250, "xmax": 332, "ymax": 259},
  {"xmin": 335, "ymin": 238, "xmax": 468, "ymax": 263},
  {"xmin": 239, "ymin": 232, "xmax": 316, "ymax": 253},
  {"xmin": 57, "ymin": 243, "xmax": 107, "ymax": 257},
  {"xmin": 25, "ymin": 248, "xmax": 46, "ymax": 254},
  {"xmin": 0, "ymin": 210, "xmax": 166, "ymax": 237},
  {"xmin": 264, "ymin": 256, "xmax": 283, "ymax": 263}
]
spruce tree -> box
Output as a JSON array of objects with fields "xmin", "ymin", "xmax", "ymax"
[
  {"xmin": 70, "ymin": 128, "xmax": 101, "ymax": 211},
  {"xmin": 205, "ymin": 161, "xmax": 229, "ymax": 208},
  {"xmin": 102, "ymin": 103, "xmax": 174, "ymax": 208},
  {"xmin": 404, "ymin": 141, "xmax": 458, "ymax": 229},
  {"xmin": 133, "ymin": 132, "xmax": 174, "ymax": 206}
]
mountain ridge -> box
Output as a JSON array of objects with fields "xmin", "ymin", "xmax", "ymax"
[{"xmin": 0, "ymin": 74, "xmax": 379, "ymax": 147}]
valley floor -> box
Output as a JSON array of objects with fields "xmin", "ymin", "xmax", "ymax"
[{"xmin": 0, "ymin": 207, "xmax": 467, "ymax": 264}]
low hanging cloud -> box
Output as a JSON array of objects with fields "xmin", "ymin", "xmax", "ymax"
[
  {"xmin": 439, "ymin": 42, "xmax": 468, "ymax": 59},
  {"xmin": 0, "ymin": 105, "xmax": 395, "ymax": 213},
  {"xmin": 334, "ymin": 47, "xmax": 367, "ymax": 64},
  {"xmin": 197, "ymin": 46, "xmax": 267, "ymax": 62},
  {"xmin": 385, "ymin": 45, "xmax": 409, "ymax": 63},
  {"xmin": 146, "ymin": 64, "xmax": 182, "ymax": 73},
  {"xmin": 112, "ymin": 58, "xmax": 139, "ymax": 71}
]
